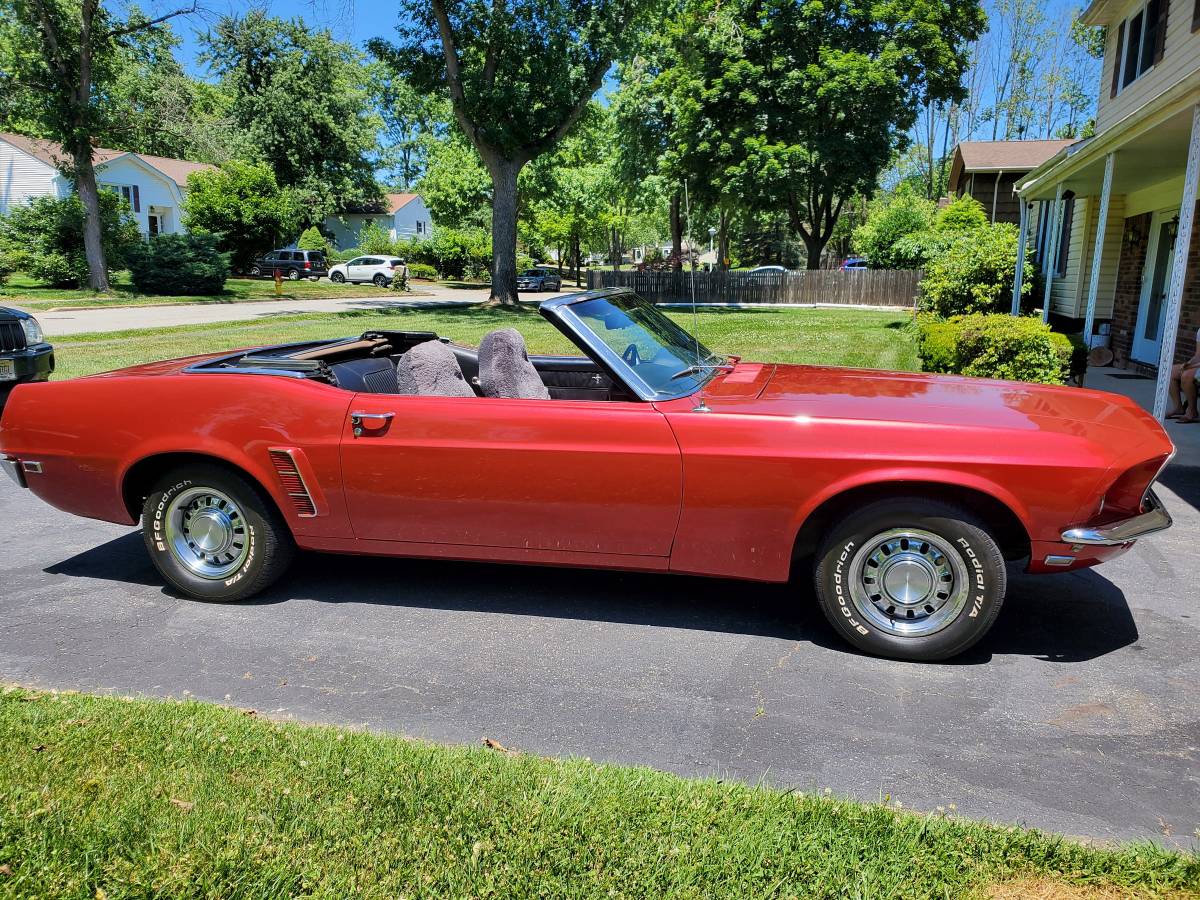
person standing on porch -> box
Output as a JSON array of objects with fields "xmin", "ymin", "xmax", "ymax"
[{"xmin": 1166, "ymin": 327, "xmax": 1200, "ymax": 423}]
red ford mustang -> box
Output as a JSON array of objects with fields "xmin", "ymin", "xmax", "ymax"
[{"xmin": 0, "ymin": 289, "xmax": 1175, "ymax": 660}]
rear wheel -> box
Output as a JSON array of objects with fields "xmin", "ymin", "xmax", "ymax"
[
  {"xmin": 287, "ymin": 268, "xmax": 301, "ymax": 281},
  {"xmin": 373, "ymin": 273, "xmax": 388, "ymax": 287},
  {"xmin": 248, "ymin": 265, "xmax": 262, "ymax": 277},
  {"xmin": 813, "ymin": 498, "xmax": 1006, "ymax": 661},
  {"xmin": 141, "ymin": 464, "xmax": 295, "ymax": 602}
]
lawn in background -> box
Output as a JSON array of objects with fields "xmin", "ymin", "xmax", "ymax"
[
  {"xmin": 49, "ymin": 305, "xmax": 920, "ymax": 380},
  {"xmin": 0, "ymin": 687, "xmax": 1195, "ymax": 899},
  {"xmin": 0, "ymin": 272, "xmax": 401, "ymax": 310}
]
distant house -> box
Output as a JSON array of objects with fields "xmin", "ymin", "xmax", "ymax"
[
  {"xmin": 0, "ymin": 132, "xmax": 215, "ymax": 237},
  {"xmin": 323, "ymin": 193, "xmax": 434, "ymax": 250},
  {"xmin": 946, "ymin": 140, "xmax": 1076, "ymax": 224}
]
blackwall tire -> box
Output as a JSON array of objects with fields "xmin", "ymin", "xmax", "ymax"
[
  {"xmin": 331, "ymin": 272, "xmax": 345, "ymax": 283},
  {"xmin": 287, "ymin": 268, "xmax": 301, "ymax": 281},
  {"xmin": 141, "ymin": 464, "xmax": 295, "ymax": 602},
  {"xmin": 813, "ymin": 498, "xmax": 1006, "ymax": 661},
  {"xmin": 373, "ymin": 273, "xmax": 387, "ymax": 287},
  {"xmin": 249, "ymin": 265, "xmax": 262, "ymax": 277}
]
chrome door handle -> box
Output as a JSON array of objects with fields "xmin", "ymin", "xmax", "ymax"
[{"xmin": 350, "ymin": 411, "xmax": 394, "ymax": 436}]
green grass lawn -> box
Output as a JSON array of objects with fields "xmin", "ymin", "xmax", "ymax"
[
  {"xmin": 49, "ymin": 305, "xmax": 920, "ymax": 380},
  {"xmin": 0, "ymin": 272, "xmax": 402, "ymax": 311},
  {"xmin": 0, "ymin": 687, "xmax": 1195, "ymax": 899}
]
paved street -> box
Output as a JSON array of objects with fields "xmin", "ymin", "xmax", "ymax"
[
  {"xmin": 19, "ymin": 283, "xmax": 580, "ymax": 337},
  {"xmin": 1, "ymin": 463, "xmax": 1197, "ymax": 847}
]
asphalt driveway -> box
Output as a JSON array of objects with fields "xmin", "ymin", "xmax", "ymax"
[{"xmin": 1, "ymin": 466, "xmax": 1197, "ymax": 847}]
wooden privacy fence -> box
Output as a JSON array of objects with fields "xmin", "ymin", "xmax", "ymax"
[{"xmin": 585, "ymin": 268, "xmax": 922, "ymax": 307}]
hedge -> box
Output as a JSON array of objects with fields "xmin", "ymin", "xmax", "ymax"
[
  {"xmin": 917, "ymin": 314, "xmax": 1083, "ymax": 386},
  {"xmin": 126, "ymin": 232, "xmax": 230, "ymax": 296}
]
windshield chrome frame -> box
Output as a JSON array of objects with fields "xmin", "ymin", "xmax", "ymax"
[{"xmin": 539, "ymin": 288, "xmax": 717, "ymax": 402}]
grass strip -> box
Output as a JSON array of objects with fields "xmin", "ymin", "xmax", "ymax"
[
  {"xmin": 0, "ymin": 687, "xmax": 1195, "ymax": 899},
  {"xmin": 48, "ymin": 306, "xmax": 920, "ymax": 380}
]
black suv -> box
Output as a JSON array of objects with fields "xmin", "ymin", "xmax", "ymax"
[
  {"xmin": 0, "ymin": 307, "xmax": 54, "ymax": 409},
  {"xmin": 247, "ymin": 249, "xmax": 329, "ymax": 280}
]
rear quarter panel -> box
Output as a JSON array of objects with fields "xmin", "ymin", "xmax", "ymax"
[{"xmin": 0, "ymin": 373, "xmax": 354, "ymax": 539}]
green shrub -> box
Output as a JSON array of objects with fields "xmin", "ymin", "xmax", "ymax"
[
  {"xmin": 0, "ymin": 248, "xmax": 12, "ymax": 287},
  {"xmin": 0, "ymin": 193, "xmax": 139, "ymax": 288},
  {"xmin": 851, "ymin": 189, "xmax": 936, "ymax": 269},
  {"xmin": 183, "ymin": 162, "xmax": 301, "ymax": 273},
  {"xmin": 358, "ymin": 220, "xmax": 393, "ymax": 254},
  {"xmin": 329, "ymin": 246, "xmax": 361, "ymax": 263},
  {"xmin": 297, "ymin": 226, "xmax": 332, "ymax": 259},
  {"xmin": 917, "ymin": 313, "xmax": 1078, "ymax": 385},
  {"xmin": 126, "ymin": 232, "xmax": 230, "ymax": 296},
  {"xmin": 933, "ymin": 195, "xmax": 988, "ymax": 232},
  {"xmin": 919, "ymin": 223, "xmax": 1032, "ymax": 317},
  {"xmin": 408, "ymin": 262, "xmax": 437, "ymax": 280}
]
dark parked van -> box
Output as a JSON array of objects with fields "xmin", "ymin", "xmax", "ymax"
[{"xmin": 248, "ymin": 249, "xmax": 329, "ymax": 280}]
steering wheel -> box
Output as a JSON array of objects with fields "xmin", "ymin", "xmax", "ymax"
[{"xmin": 622, "ymin": 343, "xmax": 641, "ymax": 366}]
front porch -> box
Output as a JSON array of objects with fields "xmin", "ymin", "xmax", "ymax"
[
  {"xmin": 1015, "ymin": 86, "xmax": 1200, "ymax": 422},
  {"xmin": 1087, "ymin": 365, "xmax": 1200, "ymax": 456}
]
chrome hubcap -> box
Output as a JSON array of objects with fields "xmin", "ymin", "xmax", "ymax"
[
  {"xmin": 848, "ymin": 529, "xmax": 969, "ymax": 637},
  {"xmin": 164, "ymin": 487, "xmax": 249, "ymax": 580}
]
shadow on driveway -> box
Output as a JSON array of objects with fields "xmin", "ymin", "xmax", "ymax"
[{"xmin": 46, "ymin": 533, "xmax": 1138, "ymax": 665}]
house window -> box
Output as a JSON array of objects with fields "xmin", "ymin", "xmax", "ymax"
[
  {"xmin": 1113, "ymin": 0, "xmax": 1167, "ymax": 95},
  {"xmin": 100, "ymin": 182, "xmax": 140, "ymax": 213},
  {"xmin": 1055, "ymin": 192, "xmax": 1076, "ymax": 278},
  {"xmin": 416, "ymin": 220, "xmax": 425, "ymax": 235}
]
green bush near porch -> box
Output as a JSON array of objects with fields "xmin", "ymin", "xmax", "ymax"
[
  {"xmin": 126, "ymin": 233, "xmax": 230, "ymax": 296},
  {"xmin": 917, "ymin": 313, "xmax": 1081, "ymax": 385}
]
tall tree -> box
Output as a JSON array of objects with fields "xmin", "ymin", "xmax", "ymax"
[
  {"xmin": 366, "ymin": 43, "xmax": 451, "ymax": 190},
  {"xmin": 390, "ymin": 0, "xmax": 664, "ymax": 306},
  {"xmin": 0, "ymin": 0, "xmax": 196, "ymax": 290},
  {"xmin": 202, "ymin": 12, "xmax": 381, "ymax": 223}
]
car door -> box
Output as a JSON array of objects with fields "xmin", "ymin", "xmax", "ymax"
[
  {"xmin": 346, "ymin": 257, "xmax": 366, "ymax": 282},
  {"xmin": 339, "ymin": 394, "xmax": 683, "ymax": 557}
]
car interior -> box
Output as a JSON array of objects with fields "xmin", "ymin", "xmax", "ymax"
[{"xmin": 191, "ymin": 329, "xmax": 636, "ymax": 402}]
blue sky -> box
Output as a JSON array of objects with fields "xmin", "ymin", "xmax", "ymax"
[{"xmin": 176, "ymin": 0, "xmax": 405, "ymax": 76}]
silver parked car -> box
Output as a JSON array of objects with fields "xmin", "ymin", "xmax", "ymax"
[{"xmin": 516, "ymin": 268, "xmax": 563, "ymax": 292}]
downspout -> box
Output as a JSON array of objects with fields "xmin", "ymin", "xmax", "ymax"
[{"xmin": 992, "ymin": 170, "xmax": 1003, "ymax": 223}]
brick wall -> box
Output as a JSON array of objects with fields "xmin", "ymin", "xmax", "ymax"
[{"xmin": 1110, "ymin": 213, "xmax": 1151, "ymax": 368}]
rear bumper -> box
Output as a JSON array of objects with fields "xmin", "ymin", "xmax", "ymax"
[{"xmin": 1061, "ymin": 490, "xmax": 1173, "ymax": 546}]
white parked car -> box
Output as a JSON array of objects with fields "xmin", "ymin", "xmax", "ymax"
[{"xmin": 329, "ymin": 256, "xmax": 406, "ymax": 287}]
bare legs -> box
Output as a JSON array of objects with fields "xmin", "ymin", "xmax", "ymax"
[{"xmin": 1180, "ymin": 367, "xmax": 1200, "ymax": 423}]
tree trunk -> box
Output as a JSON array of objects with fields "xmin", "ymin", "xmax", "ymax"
[
  {"xmin": 802, "ymin": 233, "xmax": 823, "ymax": 270},
  {"xmin": 484, "ymin": 154, "xmax": 522, "ymax": 307},
  {"xmin": 670, "ymin": 190, "xmax": 682, "ymax": 269},
  {"xmin": 716, "ymin": 209, "xmax": 730, "ymax": 271},
  {"xmin": 572, "ymin": 235, "xmax": 581, "ymax": 286},
  {"xmin": 610, "ymin": 226, "xmax": 620, "ymax": 272},
  {"xmin": 73, "ymin": 141, "xmax": 110, "ymax": 292}
]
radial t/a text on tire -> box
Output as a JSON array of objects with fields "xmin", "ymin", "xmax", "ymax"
[{"xmin": 813, "ymin": 498, "xmax": 1007, "ymax": 661}]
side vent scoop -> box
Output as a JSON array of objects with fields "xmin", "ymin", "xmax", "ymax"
[{"xmin": 268, "ymin": 449, "xmax": 318, "ymax": 517}]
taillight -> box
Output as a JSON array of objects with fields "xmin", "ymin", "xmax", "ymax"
[
  {"xmin": 304, "ymin": 260, "xmax": 312, "ymax": 269},
  {"xmin": 1102, "ymin": 454, "xmax": 1170, "ymax": 516}
]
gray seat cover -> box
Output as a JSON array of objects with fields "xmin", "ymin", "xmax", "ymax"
[
  {"xmin": 478, "ymin": 328, "xmax": 551, "ymax": 400},
  {"xmin": 395, "ymin": 340, "xmax": 475, "ymax": 397}
]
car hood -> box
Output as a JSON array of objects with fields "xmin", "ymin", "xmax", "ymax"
[{"xmin": 701, "ymin": 362, "xmax": 1165, "ymax": 439}]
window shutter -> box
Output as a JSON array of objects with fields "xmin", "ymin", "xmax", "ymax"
[
  {"xmin": 1153, "ymin": 0, "xmax": 1168, "ymax": 63},
  {"xmin": 1111, "ymin": 21, "xmax": 1125, "ymax": 96},
  {"xmin": 132, "ymin": 185, "xmax": 140, "ymax": 213}
]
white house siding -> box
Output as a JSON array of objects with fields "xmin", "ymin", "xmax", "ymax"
[
  {"xmin": 392, "ymin": 197, "xmax": 434, "ymax": 239},
  {"xmin": 0, "ymin": 138, "xmax": 60, "ymax": 214},
  {"xmin": 93, "ymin": 156, "xmax": 185, "ymax": 236},
  {"xmin": 1051, "ymin": 193, "xmax": 1126, "ymax": 318},
  {"xmin": 1097, "ymin": 0, "xmax": 1200, "ymax": 134}
]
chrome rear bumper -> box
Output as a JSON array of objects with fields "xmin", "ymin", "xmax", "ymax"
[{"xmin": 1061, "ymin": 490, "xmax": 1172, "ymax": 546}]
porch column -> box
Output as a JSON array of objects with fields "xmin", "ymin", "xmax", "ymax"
[
  {"xmin": 1041, "ymin": 184, "xmax": 1065, "ymax": 323},
  {"xmin": 1083, "ymin": 153, "xmax": 1116, "ymax": 347},
  {"xmin": 1153, "ymin": 103, "xmax": 1200, "ymax": 420},
  {"xmin": 1011, "ymin": 199, "xmax": 1029, "ymax": 315}
]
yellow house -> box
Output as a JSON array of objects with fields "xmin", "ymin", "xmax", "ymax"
[{"xmin": 1014, "ymin": 0, "xmax": 1200, "ymax": 418}]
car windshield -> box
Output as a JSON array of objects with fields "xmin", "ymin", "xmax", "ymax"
[
  {"xmin": 519, "ymin": 270, "xmax": 543, "ymax": 277},
  {"xmin": 565, "ymin": 293, "xmax": 723, "ymax": 397}
]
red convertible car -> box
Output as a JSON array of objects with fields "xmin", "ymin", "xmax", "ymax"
[{"xmin": 0, "ymin": 289, "xmax": 1175, "ymax": 660}]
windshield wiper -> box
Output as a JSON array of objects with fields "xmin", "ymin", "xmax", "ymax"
[{"xmin": 670, "ymin": 362, "xmax": 736, "ymax": 380}]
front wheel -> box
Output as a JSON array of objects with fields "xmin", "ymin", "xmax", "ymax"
[
  {"xmin": 330, "ymin": 271, "xmax": 345, "ymax": 283},
  {"xmin": 248, "ymin": 265, "xmax": 262, "ymax": 277},
  {"xmin": 141, "ymin": 464, "xmax": 295, "ymax": 602},
  {"xmin": 813, "ymin": 499, "xmax": 1006, "ymax": 661}
]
